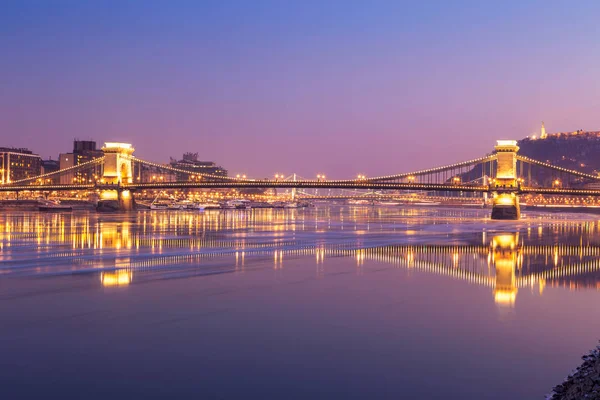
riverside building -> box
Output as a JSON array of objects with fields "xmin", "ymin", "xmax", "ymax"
[
  {"xmin": 0, "ymin": 147, "xmax": 42, "ymax": 184},
  {"xmin": 59, "ymin": 140, "xmax": 104, "ymax": 184},
  {"xmin": 169, "ymin": 152, "xmax": 228, "ymax": 179}
]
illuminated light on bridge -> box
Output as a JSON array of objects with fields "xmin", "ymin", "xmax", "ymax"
[{"xmin": 100, "ymin": 190, "xmax": 119, "ymax": 200}]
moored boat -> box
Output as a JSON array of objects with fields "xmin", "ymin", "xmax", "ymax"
[
  {"xmin": 39, "ymin": 204, "xmax": 73, "ymax": 212},
  {"xmin": 197, "ymin": 202, "xmax": 221, "ymax": 210},
  {"xmin": 39, "ymin": 200, "xmax": 72, "ymax": 212}
]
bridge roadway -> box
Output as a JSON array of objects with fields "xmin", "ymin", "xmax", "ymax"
[
  {"xmin": 0, "ymin": 181, "xmax": 488, "ymax": 193},
  {"xmin": 4, "ymin": 180, "xmax": 600, "ymax": 197}
]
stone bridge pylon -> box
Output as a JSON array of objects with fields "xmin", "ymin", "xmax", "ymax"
[
  {"xmin": 98, "ymin": 142, "xmax": 135, "ymax": 211},
  {"xmin": 491, "ymin": 140, "xmax": 520, "ymax": 220}
]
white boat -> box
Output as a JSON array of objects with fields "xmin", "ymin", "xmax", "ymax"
[
  {"xmin": 284, "ymin": 202, "xmax": 298, "ymax": 208},
  {"xmin": 39, "ymin": 200, "xmax": 72, "ymax": 212},
  {"xmin": 178, "ymin": 200, "xmax": 203, "ymax": 210},
  {"xmin": 197, "ymin": 202, "xmax": 221, "ymax": 210},
  {"xmin": 377, "ymin": 201, "xmax": 400, "ymax": 206},
  {"xmin": 167, "ymin": 203, "xmax": 185, "ymax": 210},
  {"xmin": 150, "ymin": 194, "xmax": 170, "ymax": 210},
  {"xmin": 348, "ymin": 199, "xmax": 371, "ymax": 205},
  {"xmin": 224, "ymin": 200, "xmax": 251, "ymax": 209}
]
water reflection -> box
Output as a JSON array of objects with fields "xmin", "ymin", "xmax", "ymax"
[
  {"xmin": 1, "ymin": 208, "xmax": 600, "ymax": 308},
  {"xmin": 492, "ymin": 234, "xmax": 519, "ymax": 307},
  {"xmin": 100, "ymin": 270, "xmax": 132, "ymax": 287}
]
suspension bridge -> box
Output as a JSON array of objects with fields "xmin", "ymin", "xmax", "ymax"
[{"xmin": 2, "ymin": 140, "xmax": 600, "ymax": 219}]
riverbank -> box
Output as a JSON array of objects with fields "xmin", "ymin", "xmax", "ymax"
[{"xmin": 548, "ymin": 343, "xmax": 600, "ymax": 399}]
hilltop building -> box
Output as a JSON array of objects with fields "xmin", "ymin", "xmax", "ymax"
[
  {"xmin": 534, "ymin": 122, "xmax": 600, "ymax": 140},
  {"xmin": 540, "ymin": 121, "xmax": 547, "ymax": 139}
]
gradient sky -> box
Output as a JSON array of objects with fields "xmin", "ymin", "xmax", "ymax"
[{"xmin": 1, "ymin": 1, "xmax": 599, "ymax": 178}]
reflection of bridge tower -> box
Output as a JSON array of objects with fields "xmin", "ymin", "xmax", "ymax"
[
  {"xmin": 492, "ymin": 234, "xmax": 519, "ymax": 307},
  {"xmin": 99, "ymin": 221, "xmax": 133, "ymax": 286},
  {"xmin": 98, "ymin": 143, "xmax": 135, "ymax": 211},
  {"xmin": 491, "ymin": 140, "xmax": 520, "ymax": 220}
]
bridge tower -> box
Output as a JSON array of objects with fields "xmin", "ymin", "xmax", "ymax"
[
  {"xmin": 98, "ymin": 142, "xmax": 135, "ymax": 211},
  {"xmin": 102, "ymin": 142, "xmax": 134, "ymax": 184},
  {"xmin": 492, "ymin": 234, "xmax": 518, "ymax": 307},
  {"xmin": 491, "ymin": 140, "xmax": 520, "ymax": 220}
]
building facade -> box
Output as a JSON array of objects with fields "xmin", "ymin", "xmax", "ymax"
[
  {"xmin": 169, "ymin": 152, "xmax": 228, "ymax": 179},
  {"xmin": 59, "ymin": 140, "xmax": 104, "ymax": 184},
  {"xmin": 0, "ymin": 147, "xmax": 42, "ymax": 184},
  {"xmin": 41, "ymin": 159, "xmax": 60, "ymax": 184}
]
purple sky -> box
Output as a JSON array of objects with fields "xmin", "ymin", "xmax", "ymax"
[{"xmin": 1, "ymin": 1, "xmax": 599, "ymax": 179}]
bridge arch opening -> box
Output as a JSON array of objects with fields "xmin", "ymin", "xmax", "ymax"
[{"xmin": 120, "ymin": 163, "xmax": 128, "ymax": 182}]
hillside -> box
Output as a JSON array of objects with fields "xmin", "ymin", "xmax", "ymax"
[
  {"xmin": 458, "ymin": 132, "xmax": 600, "ymax": 187},
  {"xmin": 518, "ymin": 132, "xmax": 600, "ymax": 175}
]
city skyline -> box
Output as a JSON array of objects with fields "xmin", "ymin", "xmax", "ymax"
[{"xmin": 2, "ymin": 1, "xmax": 600, "ymax": 178}]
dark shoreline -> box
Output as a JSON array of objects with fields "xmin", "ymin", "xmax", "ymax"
[{"xmin": 548, "ymin": 343, "xmax": 600, "ymax": 399}]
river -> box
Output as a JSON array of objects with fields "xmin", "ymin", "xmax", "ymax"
[{"xmin": 1, "ymin": 206, "xmax": 600, "ymax": 399}]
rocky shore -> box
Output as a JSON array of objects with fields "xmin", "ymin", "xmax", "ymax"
[{"xmin": 548, "ymin": 343, "xmax": 600, "ymax": 399}]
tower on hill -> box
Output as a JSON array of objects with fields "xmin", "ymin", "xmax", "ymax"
[{"xmin": 540, "ymin": 121, "xmax": 547, "ymax": 139}]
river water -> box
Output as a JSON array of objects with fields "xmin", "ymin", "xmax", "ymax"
[{"xmin": 1, "ymin": 206, "xmax": 600, "ymax": 399}]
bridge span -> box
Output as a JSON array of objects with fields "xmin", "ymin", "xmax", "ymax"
[{"xmin": 2, "ymin": 140, "xmax": 600, "ymax": 219}]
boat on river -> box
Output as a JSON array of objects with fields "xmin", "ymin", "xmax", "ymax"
[{"xmin": 39, "ymin": 200, "xmax": 72, "ymax": 212}]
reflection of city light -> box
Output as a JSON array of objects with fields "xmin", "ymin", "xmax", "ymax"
[
  {"xmin": 492, "ymin": 234, "xmax": 516, "ymax": 249},
  {"xmin": 494, "ymin": 290, "xmax": 516, "ymax": 306},
  {"xmin": 3, "ymin": 212, "xmax": 600, "ymax": 307},
  {"xmin": 492, "ymin": 233, "xmax": 518, "ymax": 308},
  {"xmin": 101, "ymin": 270, "xmax": 132, "ymax": 287}
]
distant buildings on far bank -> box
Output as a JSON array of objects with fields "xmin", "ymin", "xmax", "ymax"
[
  {"xmin": 59, "ymin": 140, "xmax": 104, "ymax": 184},
  {"xmin": 170, "ymin": 152, "xmax": 228, "ymax": 178},
  {"xmin": 0, "ymin": 140, "xmax": 228, "ymax": 184}
]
